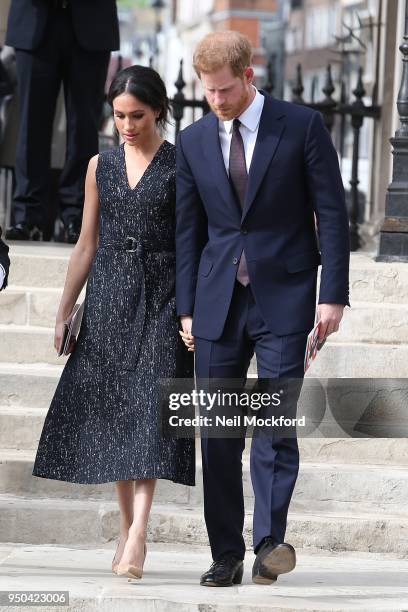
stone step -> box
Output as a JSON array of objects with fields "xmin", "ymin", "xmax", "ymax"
[
  {"xmin": 1, "ymin": 362, "xmax": 408, "ymax": 458},
  {"xmin": 8, "ymin": 245, "xmax": 408, "ymax": 304},
  {"xmin": 0, "ymin": 495, "xmax": 407, "ymax": 554},
  {"xmin": 332, "ymin": 301, "xmax": 408, "ymax": 344},
  {"xmin": 248, "ymin": 340, "xmax": 408, "ymax": 377},
  {"xmin": 2, "ymin": 399, "xmax": 408, "ymax": 467},
  {"xmin": 0, "ymin": 286, "xmax": 85, "ymax": 327},
  {"xmin": 0, "ymin": 363, "xmax": 62, "ymax": 408},
  {"xmin": 2, "ymin": 325, "xmax": 408, "ymax": 376},
  {"xmin": 3, "ymin": 544, "xmax": 408, "ymax": 612},
  {"xmin": 1, "ymin": 449, "xmax": 408, "ymax": 516},
  {"xmin": 349, "ymin": 252, "xmax": 408, "ymax": 304},
  {"xmin": 7, "ymin": 241, "xmax": 73, "ymax": 288},
  {"xmin": 0, "ymin": 407, "xmax": 46, "ymax": 449},
  {"xmin": 3, "ymin": 285, "xmax": 408, "ymax": 342},
  {"xmin": 0, "ymin": 286, "xmax": 61, "ymax": 326},
  {"xmin": 304, "ymin": 341, "xmax": 408, "ymax": 377},
  {"xmin": 298, "ymin": 438, "xmax": 408, "ymax": 466},
  {"xmin": 1, "ymin": 543, "xmax": 408, "ymax": 611},
  {"xmin": 0, "ymin": 326, "xmax": 67, "ymax": 365}
]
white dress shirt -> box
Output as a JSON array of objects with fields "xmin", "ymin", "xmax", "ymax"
[{"xmin": 219, "ymin": 87, "xmax": 265, "ymax": 175}]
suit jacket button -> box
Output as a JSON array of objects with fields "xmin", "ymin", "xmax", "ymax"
[{"xmin": 232, "ymin": 257, "xmax": 238, "ymax": 264}]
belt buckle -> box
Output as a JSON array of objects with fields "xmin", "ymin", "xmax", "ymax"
[{"xmin": 125, "ymin": 236, "xmax": 138, "ymax": 252}]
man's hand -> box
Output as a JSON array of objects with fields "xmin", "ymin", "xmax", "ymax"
[
  {"xmin": 179, "ymin": 315, "xmax": 195, "ymax": 352},
  {"xmin": 316, "ymin": 303, "xmax": 345, "ymax": 343}
]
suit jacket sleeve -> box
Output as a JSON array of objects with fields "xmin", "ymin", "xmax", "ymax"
[
  {"xmin": 175, "ymin": 132, "xmax": 208, "ymax": 317},
  {"xmin": 304, "ymin": 111, "xmax": 350, "ymax": 306}
]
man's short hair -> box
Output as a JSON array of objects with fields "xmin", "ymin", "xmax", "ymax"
[{"xmin": 193, "ymin": 31, "xmax": 253, "ymax": 78}]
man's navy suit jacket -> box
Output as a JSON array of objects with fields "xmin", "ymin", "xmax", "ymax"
[
  {"xmin": 175, "ymin": 92, "xmax": 350, "ymax": 341},
  {"xmin": 6, "ymin": 0, "xmax": 120, "ymax": 52}
]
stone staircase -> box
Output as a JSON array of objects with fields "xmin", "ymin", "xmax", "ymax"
[{"xmin": 1, "ymin": 243, "xmax": 408, "ymax": 609}]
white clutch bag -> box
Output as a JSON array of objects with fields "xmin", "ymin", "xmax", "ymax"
[{"xmin": 58, "ymin": 302, "xmax": 85, "ymax": 357}]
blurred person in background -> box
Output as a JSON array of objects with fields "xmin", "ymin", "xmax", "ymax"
[
  {"xmin": 0, "ymin": 226, "xmax": 10, "ymax": 289},
  {"xmin": 4, "ymin": 0, "xmax": 119, "ymax": 243}
]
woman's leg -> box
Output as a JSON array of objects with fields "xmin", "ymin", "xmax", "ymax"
[
  {"xmin": 118, "ymin": 478, "xmax": 157, "ymax": 569},
  {"xmin": 113, "ymin": 480, "xmax": 136, "ymax": 569}
]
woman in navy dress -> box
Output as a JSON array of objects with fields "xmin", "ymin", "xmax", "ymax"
[{"xmin": 32, "ymin": 66, "xmax": 195, "ymax": 578}]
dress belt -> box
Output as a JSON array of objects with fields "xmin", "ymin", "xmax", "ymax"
[
  {"xmin": 98, "ymin": 236, "xmax": 175, "ymax": 254},
  {"xmin": 98, "ymin": 236, "xmax": 174, "ymax": 371}
]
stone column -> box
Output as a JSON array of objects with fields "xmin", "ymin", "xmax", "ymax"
[
  {"xmin": 377, "ymin": 0, "xmax": 408, "ymax": 261},
  {"xmin": 367, "ymin": 0, "xmax": 398, "ymax": 236}
]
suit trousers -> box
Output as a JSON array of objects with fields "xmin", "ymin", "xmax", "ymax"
[
  {"xmin": 13, "ymin": 7, "xmax": 110, "ymax": 227},
  {"xmin": 194, "ymin": 282, "xmax": 308, "ymax": 561}
]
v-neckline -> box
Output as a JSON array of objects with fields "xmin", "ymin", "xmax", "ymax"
[{"xmin": 121, "ymin": 140, "xmax": 166, "ymax": 191}]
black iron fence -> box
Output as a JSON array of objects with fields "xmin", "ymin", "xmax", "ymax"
[
  {"xmin": 170, "ymin": 60, "xmax": 209, "ymax": 138},
  {"xmin": 1, "ymin": 55, "xmax": 381, "ymax": 250},
  {"xmin": 285, "ymin": 63, "xmax": 381, "ymax": 251}
]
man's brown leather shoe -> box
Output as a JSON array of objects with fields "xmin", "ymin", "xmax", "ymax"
[{"xmin": 252, "ymin": 538, "xmax": 296, "ymax": 585}]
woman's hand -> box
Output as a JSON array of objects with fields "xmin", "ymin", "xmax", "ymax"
[
  {"xmin": 54, "ymin": 318, "xmax": 76, "ymax": 355},
  {"xmin": 179, "ymin": 315, "xmax": 195, "ymax": 352},
  {"xmin": 54, "ymin": 318, "xmax": 77, "ymax": 355}
]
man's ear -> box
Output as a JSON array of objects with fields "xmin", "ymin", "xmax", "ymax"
[{"xmin": 244, "ymin": 67, "xmax": 254, "ymax": 84}]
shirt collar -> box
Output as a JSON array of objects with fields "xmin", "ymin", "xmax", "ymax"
[{"xmin": 222, "ymin": 87, "xmax": 264, "ymax": 135}]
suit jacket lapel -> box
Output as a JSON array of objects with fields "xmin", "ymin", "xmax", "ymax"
[
  {"xmin": 201, "ymin": 113, "xmax": 241, "ymax": 217},
  {"xmin": 242, "ymin": 94, "xmax": 286, "ymax": 221}
]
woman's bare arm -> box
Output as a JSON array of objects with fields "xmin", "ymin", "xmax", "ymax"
[{"xmin": 54, "ymin": 155, "xmax": 100, "ymax": 350}]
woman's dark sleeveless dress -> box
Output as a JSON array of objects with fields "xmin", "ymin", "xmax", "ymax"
[{"xmin": 32, "ymin": 141, "xmax": 195, "ymax": 486}]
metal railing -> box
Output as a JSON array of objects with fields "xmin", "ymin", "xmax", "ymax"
[
  {"xmin": 1, "ymin": 56, "xmax": 381, "ymax": 251},
  {"xmin": 283, "ymin": 63, "xmax": 381, "ymax": 251}
]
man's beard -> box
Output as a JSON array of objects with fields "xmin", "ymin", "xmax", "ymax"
[{"xmin": 208, "ymin": 87, "xmax": 250, "ymax": 121}]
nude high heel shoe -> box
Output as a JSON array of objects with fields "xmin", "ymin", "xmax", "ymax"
[
  {"xmin": 112, "ymin": 536, "xmax": 128, "ymax": 574},
  {"xmin": 117, "ymin": 543, "xmax": 147, "ymax": 579}
]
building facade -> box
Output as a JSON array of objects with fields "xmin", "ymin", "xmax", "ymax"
[
  {"xmin": 159, "ymin": 0, "xmax": 406, "ymax": 243},
  {"xmin": 283, "ymin": 0, "xmax": 404, "ymax": 240},
  {"xmin": 162, "ymin": 0, "xmax": 279, "ymax": 119}
]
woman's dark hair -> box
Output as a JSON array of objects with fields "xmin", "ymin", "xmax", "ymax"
[{"xmin": 107, "ymin": 65, "xmax": 170, "ymax": 131}]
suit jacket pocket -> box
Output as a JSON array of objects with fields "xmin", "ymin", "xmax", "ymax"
[{"xmin": 286, "ymin": 251, "xmax": 321, "ymax": 273}]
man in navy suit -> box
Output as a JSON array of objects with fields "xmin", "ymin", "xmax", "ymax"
[
  {"xmin": 5, "ymin": 0, "xmax": 119, "ymax": 242},
  {"xmin": 176, "ymin": 31, "xmax": 350, "ymax": 587}
]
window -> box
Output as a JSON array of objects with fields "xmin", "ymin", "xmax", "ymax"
[
  {"xmin": 286, "ymin": 26, "xmax": 303, "ymax": 53},
  {"xmin": 305, "ymin": 5, "xmax": 338, "ymax": 49}
]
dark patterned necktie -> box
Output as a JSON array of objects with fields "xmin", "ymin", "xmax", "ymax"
[{"xmin": 229, "ymin": 118, "xmax": 249, "ymax": 286}]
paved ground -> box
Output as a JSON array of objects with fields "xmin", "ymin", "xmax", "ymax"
[{"xmin": 1, "ymin": 543, "xmax": 408, "ymax": 611}]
